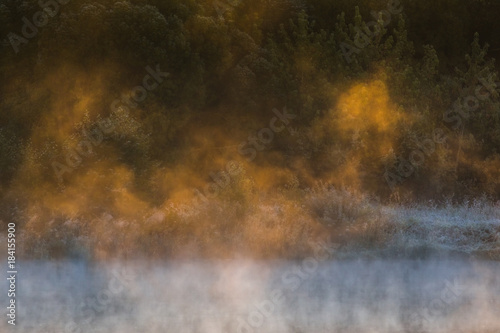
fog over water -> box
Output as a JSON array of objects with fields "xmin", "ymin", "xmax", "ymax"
[
  {"xmin": 2, "ymin": 1, "xmax": 500, "ymax": 333},
  {"xmin": 1, "ymin": 259, "xmax": 499, "ymax": 333}
]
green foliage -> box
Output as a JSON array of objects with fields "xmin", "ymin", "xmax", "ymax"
[
  {"xmin": 1, "ymin": 0, "xmax": 500, "ymax": 219},
  {"xmin": 0, "ymin": 129, "xmax": 23, "ymax": 185}
]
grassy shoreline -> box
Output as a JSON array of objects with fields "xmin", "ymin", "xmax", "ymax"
[{"xmin": 2, "ymin": 188, "xmax": 498, "ymax": 261}]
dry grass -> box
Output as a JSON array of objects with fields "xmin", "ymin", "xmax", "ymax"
[{"xmin": 7, "ymin": 185, "xmax": 500, "ymax": 260}]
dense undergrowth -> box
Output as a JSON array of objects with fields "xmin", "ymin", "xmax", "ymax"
[
  {"xmin": 6, "ymin": 184, "xmax": 498, "ymax": 260},
  {"xmin": 1, "ymin": 0, "xmax": 500, "ymax": 260}
]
